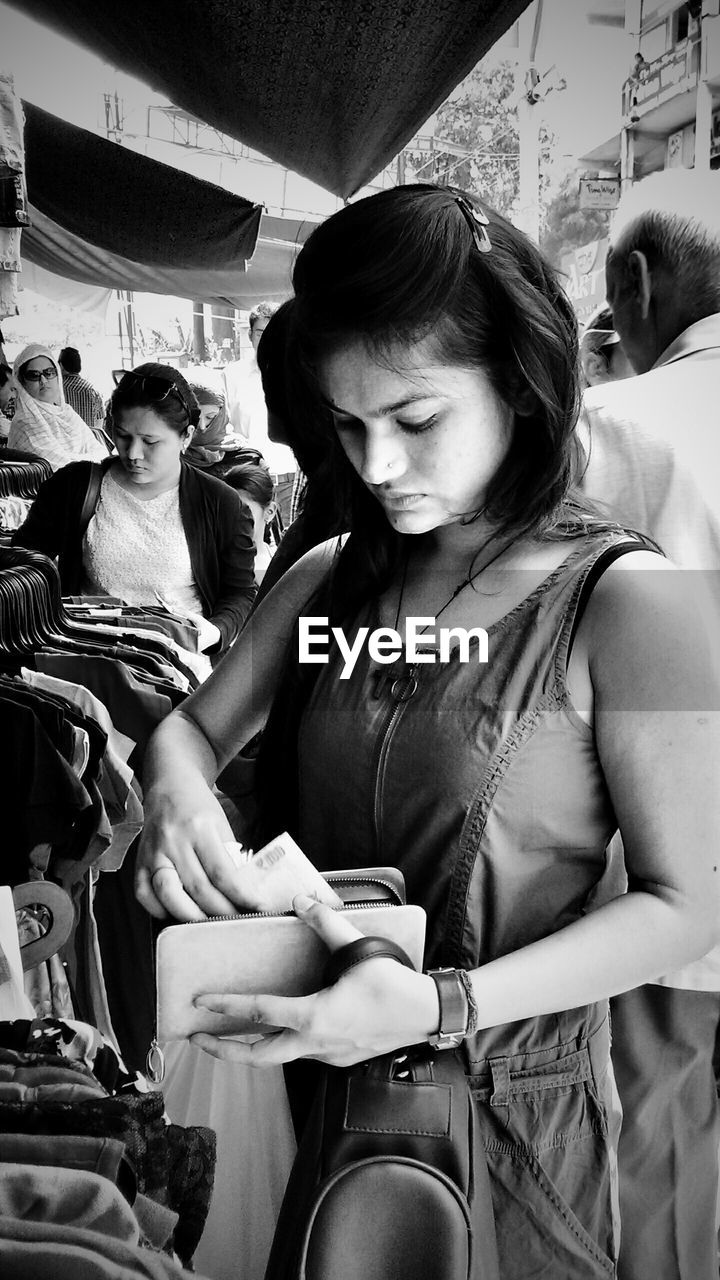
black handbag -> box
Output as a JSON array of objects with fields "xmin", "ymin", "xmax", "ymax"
[{"xmin": 265, "ymin": 1044, "xmax": 500, "ymax": 1280}]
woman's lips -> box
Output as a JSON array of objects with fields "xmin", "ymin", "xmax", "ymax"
[{"xmin": 379, "ymin": 492, "xmax": 425, "ymax": 509}]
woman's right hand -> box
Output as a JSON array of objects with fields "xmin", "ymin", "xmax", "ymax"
[{"xmin": 135, "ymin": 778, "xmax": 247, "ymax": 922}]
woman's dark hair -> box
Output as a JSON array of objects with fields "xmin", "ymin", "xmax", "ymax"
[
  {"xmin": 286, "ymin": 183, "xmax": 584, "ymax": 619},
  {"xmin": 222, "ymin": 461, "xmax": 274, "ymax": 508},
  {"xmin": 188, "ymin": 383, "xmax": 223, "ymax": 408},
  {"xmin": 0, "ymin": 364, "xmax": 12, "ymax": 388},
  {"xmin": 109, "ymin": 362, "xmax": 200, "ymax": 433}
]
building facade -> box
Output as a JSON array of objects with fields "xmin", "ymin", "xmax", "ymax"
[{"xmin": 581, "ymin": 1, "xmax": 720, "ymax": 186}]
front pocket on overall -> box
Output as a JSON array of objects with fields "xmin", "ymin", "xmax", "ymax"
[
  {"xmin": 487, "ymin": 1131, "xmax": 616, "ymax": 1278},
  {"xmin": 477, "ymin": 1067, "xmax": 616, "ymax": 1278}
]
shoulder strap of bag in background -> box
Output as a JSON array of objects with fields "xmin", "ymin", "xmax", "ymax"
[
  {"xmin": 78, "ymin": 462, "xmax": 103, "ymax": 538},
  {"xmin": 264, "ymin": 1046, "xmax": 500, "ymax": 1280}
]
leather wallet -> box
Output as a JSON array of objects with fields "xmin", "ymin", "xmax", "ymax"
[{"xmin": 155, "ymin": 867, "xmax": 426, "ymax": 1043}]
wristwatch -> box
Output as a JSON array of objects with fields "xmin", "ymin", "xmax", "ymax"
[{"xmin": 426, "ymin": 967, "xmax": 469, "ymax": 1050}]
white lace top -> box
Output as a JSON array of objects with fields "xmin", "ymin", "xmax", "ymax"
[{"xmin": 82, "ymin": 470, "xmax": 204, "ymax": 615}]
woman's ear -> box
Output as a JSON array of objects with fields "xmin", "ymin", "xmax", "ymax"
[
  {"xmin": 264, "ymin": 500, "xmax": 278, "ymax": 526},
  {"xmin": 181, "ymin": 425, "xmax": 195, "ymax": 452},
  {"xmin": 512, "ymin": 385, "xmax": 538, "ymax": 417}
]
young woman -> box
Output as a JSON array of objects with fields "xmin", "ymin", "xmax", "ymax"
[
  {"xmin": 134, "ymin": 187, "xmax": 720, "ymax": 1276},
  {"xmin": 13, "ymin": 362, "xmax": 256, "ymax": 655},
  {"xmin": 8, "ymin": 343, "xmax": 107, "ymax": 470}
]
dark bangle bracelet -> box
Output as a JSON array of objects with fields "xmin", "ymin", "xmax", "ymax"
[{"xmin": 324, "ymin": 935, "xmax": 415, "ymax": 986}]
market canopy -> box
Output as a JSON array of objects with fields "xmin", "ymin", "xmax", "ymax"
[
  {"xmin": 10, "ymin": 0, "xmax": 532, "ymax": 198},
  {"xmin": 20, "ymin": 102, "xmax": 315, "ymax": 306}
]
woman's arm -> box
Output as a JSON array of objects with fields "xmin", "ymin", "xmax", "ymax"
[
  {"xmin": 457, "ymin": 552, "xmax": 720, "ymax": 1023},
  {"xmin": 205, "ymin": 495, "xmax": 257, "ymax": 650},
  {"xmin": 136, "ymin": 537, "xmax": 341, "ymax": 920},
  {"xmin": 188, "ymin": 552, "xmax": 720, "ymax": 1067}
]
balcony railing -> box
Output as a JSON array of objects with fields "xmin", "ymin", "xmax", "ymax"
[{"xmin": 622, "ymin": 33, "xmax": 702, "ymax": 119}]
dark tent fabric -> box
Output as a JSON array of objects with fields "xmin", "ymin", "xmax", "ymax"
[
  {"xmin": 22, "ymin": 204, "xmax": 309, "ymax": 307},
  {"xmin": 23, "ymin": 102, "xmax": 262, "ymax": 270},
  {"xmin": 10, "ymin": 0, "xmax": 532, "ymax": 198}
]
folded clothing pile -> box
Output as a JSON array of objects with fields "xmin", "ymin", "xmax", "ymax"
[{"xmin": 0, "ymin": 1017, "xmax": 217, "ymax": 1278}]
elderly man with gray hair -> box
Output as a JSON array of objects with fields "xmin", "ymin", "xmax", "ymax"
[{"xmin": 579, "ymin": 167, "xmax": 720, "ymax": 1280}]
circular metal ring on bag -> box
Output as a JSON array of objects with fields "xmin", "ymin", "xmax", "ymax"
[{"xmin": 323, "ymin": 935, "xmax": 415, "ymax": 986}]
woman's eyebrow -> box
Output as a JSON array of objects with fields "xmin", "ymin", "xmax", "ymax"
[{"xmin": 322, "ymin": 391, "xmax": 436, "ymax": 417}]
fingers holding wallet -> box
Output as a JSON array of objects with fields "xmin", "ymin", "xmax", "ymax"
[{"xmin": 136, "ymin": 787, "xmax": 242, "ymax": 921}]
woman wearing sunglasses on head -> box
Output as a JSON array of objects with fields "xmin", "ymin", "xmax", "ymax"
[
  {"xmin": 13, "ymin": 362, "xmax": 256, "ymax": 656},
  {"xmin": 8, "ymin": 343, "xmax": 108, "ymax": 470},
  {"xmin": 134, "ymin": 188, "xmax": 720, "ymax": 1276}
]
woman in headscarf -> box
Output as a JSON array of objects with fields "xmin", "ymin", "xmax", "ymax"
[
  {"xmin": 8, "ymin": 343, "xmax": 107, "ymax": 470},
  {"xmin": 185, "ymin": 383, "xmax": 230, "ymax": 468}
]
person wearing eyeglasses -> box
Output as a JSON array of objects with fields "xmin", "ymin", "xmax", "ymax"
[
  {"xmin": 7, "ymin": 343, "xmax": 107, "ymax": 471},
  {"xmin": 13, "ymin": 362, "xmax": 256, "ymax": 657}
]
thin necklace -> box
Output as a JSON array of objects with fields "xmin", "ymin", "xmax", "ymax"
[{"xmin": 392, "ymin": 534, "xmax": 516, "ymax": 635}]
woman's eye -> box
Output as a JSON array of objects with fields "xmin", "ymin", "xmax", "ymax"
[
  {"xmin": 397, "ymin": 414, "xmax": 437, "ymax": 434},
  {"xmin": 331, "ymin": 414, "xmax": 361, "ymax": 433}
]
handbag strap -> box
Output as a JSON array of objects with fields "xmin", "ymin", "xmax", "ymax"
[{"xmin": 78, "ymin": 462, "xmax": 103, "ymax": 537}]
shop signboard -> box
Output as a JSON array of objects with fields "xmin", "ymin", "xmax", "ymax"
[
  {"xmin": 579, "ymin": 178, "xmax": 620, "ymax": 211},
  {"xmin": 560, "ymin": 237, "xmax": 609, "ymax": 325}
]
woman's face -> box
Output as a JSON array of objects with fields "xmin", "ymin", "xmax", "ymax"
[
  {"xmin": 22, "ymin": 356, "xmax": 60, "ymax": 404},
  {"xmin": 319, "ymin": 337, "xmax": 514, "ymax": 537},
  {"xmin": 112, "ymin": 406, "xmax": 190, "ymax": 489},
  {"xmin": 197, "ymin": 401, "xmax": 218, "ymax": 432}
]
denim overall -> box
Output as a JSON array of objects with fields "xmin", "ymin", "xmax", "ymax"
[{"xmin": 296, "ymin": 530, "xmax": 637, "ymax": 1278}]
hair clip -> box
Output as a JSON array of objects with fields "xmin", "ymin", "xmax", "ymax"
[{"xmin": 452, "ymin": 194, "xmax": 492, "ymax": 255}]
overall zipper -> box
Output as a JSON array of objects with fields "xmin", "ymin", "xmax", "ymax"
[{"xmin": 373, "ymin": 663, "xmax": 419, "ymax": 853}]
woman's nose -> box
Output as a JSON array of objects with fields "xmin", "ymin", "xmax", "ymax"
[
  {"xmin": 360, "ymin": 428, "xmax": 406, "ymax": 486},
  {"xmin": 127, "ymin": 437, "xmax": 144, "ymax": 460}
]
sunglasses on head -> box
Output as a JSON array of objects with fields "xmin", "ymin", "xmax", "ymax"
[
  {"xmin": 116, "ymin": 371, "xmax": 194, "ymax": 421},
  {"xmin": 24, "ymin": 366, "xmax": 58, "ymax": 383}
]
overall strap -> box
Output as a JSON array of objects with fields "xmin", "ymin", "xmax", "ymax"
[{"xmin": 567, "ymin": 534, "xmax": 660, "ymax": 658}]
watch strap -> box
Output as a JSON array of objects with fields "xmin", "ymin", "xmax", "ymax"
[{"xmin": 427, "ymin": 967, "xmax": 469, "ymax": 1050}]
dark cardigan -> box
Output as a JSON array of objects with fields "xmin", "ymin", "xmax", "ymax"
[{"xmin": 12, "ymin": 457, "xmax": 256, "ymax": 653}]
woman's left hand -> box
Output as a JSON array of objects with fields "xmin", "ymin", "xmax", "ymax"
[
  {"xmin": 184, "ymin": 611, "xmax": 221, "ymax": 652},
  {"xmin": 190, "ymin": 893, "xmax": 440, "ymax": 1067}
]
